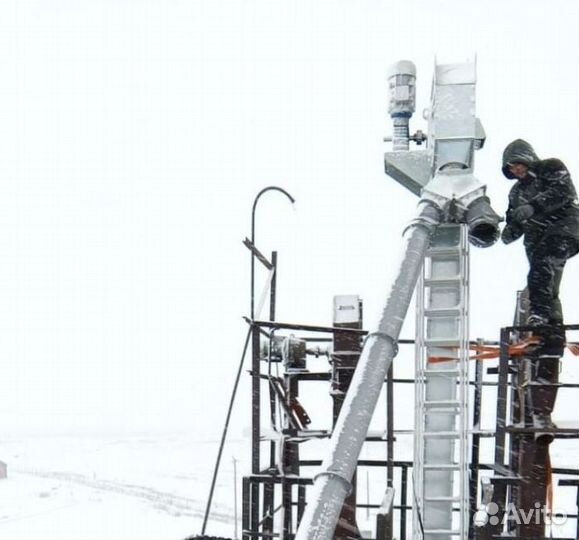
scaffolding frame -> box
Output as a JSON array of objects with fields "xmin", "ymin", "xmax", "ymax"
[
  {"xmin": 235, "ymin": 238, "xmax": 579, "ymax": 540},
  {"xmin": 239, "ymin": 317, "xmax": 579, "ymax": 540},
  {"xmin": 479, "ymin": 323, "xmax": 579, "ymax": 540}
]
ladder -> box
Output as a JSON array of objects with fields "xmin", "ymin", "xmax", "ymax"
[{"xmin": 414, "ymin": 224, "xmax": 470, "ymax": 540}]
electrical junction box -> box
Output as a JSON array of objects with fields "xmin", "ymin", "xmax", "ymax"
[{"xmin": 333, "ymin": 295, "xmax": 361, "ymax": 325}]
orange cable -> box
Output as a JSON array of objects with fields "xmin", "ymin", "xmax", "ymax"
[{"xmin": 427, "ymin": 337, "xmax": 543, "ymax": 364}]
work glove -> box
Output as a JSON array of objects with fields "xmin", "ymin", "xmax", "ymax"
[
  {"xmin": 501, "ymin": 225, "xmax": 518, "ymax": 244},
  {"xmin": 512, "ymin": 204, "xmax": 534, "ymax": 222}
]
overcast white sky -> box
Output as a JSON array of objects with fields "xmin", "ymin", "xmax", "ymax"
[{"xmin": 0, "ymin": 0, "xmax": 578, "ymax": 437}]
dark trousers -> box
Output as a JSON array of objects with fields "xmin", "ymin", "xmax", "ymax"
[
  {"xmin": 530, "ymin": 356, "xmax": 559, "ymax": 416},
  {"xmin": 518, "ymin": 289, "xmax": 562, "ymax": 415},
  {"xmin": 527, "ymin": 236, "xmax": 578, "ymax": 322}
]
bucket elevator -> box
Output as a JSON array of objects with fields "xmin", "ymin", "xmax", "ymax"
[
  {"xmin": 294, "ymin": 59, "xmax": 500, "ymax": 540},
  {"xmin": 197, "ymin": 59, "xmax": 579, "ymax": 540}
]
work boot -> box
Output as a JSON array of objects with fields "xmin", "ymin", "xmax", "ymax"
[{"xmin": 533, "ymin": 413, "xmax": 557, "ymax": 444}]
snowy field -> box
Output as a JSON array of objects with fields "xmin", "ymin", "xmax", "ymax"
[
  {"xmin": 0, "ymin": 435, "xmax": 248, "ymax": 540},
  {"xmin": 0, "ymin": 425, "xmax": 577, "ymax": 539},
  {"xmin": 0, "ymin": 432, "xmax": 411, "ymax": 540}
]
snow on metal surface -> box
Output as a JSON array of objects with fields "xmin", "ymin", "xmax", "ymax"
[{"xmin": 295, "ymin": 204, "xmax": 439, "ymax": 540}]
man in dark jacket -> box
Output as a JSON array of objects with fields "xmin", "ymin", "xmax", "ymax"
[
  {"xmin": 502, "ymin": 139, "xmax": 579, "ymax": 441},
  {"xmin": 502, "ymin": 139, "xmax": 579, "ymax": 327}
]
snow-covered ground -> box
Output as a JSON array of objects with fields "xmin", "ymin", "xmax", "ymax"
[
  {"xmin": 1, "ymin": 424, "xmax": 578, "ymax": 539},
  {"xmin": 0, "ymin": 353, "xmax": 576, "ymax": 539},
  {"xmin": 0, "ymin": 435, "xmax": 248, "ymax": 540}
]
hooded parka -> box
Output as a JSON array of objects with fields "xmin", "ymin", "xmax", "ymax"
[{"xmin": 501, "ymin": 139, "xmax": 579, "ymax": 258}]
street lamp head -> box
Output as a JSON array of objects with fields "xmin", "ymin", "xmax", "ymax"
[{"xmin": 252, "ymin": 186, "xmax": 296, "ymax": 219}]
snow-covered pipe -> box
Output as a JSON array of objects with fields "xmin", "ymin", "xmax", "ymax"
[{"xmin": 294, "ymin": 200, "xmax": 441, "ymax": 540}]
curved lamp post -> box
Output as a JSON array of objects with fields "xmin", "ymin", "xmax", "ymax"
[
  {"xmin": 250, "ymin": 186, "xmax": 295, "ymax": 319},
  {"xmin": 202, "ymin": 185, "xmax": 295, "ymax": 537}
]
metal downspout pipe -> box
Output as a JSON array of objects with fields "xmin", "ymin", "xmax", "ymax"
[{"xmin": 294, "ymin": 200, "xmax": 441, "ymax": 540}]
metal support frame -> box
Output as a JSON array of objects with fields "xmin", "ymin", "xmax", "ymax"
[
  {"xmin": 386, "ymin": 362, "xmax": 395, "ymax": 540},
  {"xmin": 238, "ymin": 317, "xmax": 579, "ymax": 540},
  {"xmin": 469, "ymin": 346, "xmax": 484, "ymax": 539},
  {"xmin": 242, "ymin": 317, "xmax": 392, "ymax": 540},
  {"xmin": 481, "ymin": 322, "xmax": 579, "ymax": 540},
  {"xmin": 236, "ymin": 211, "xmax": 579, "ymax": 540},
  {"xmin": 559, "ymin": 479, "xmax": 579, "ymax": 540},
  {"xmin": 263, "ymin": 251, "xmax": 278, "ymax": 538},
  {"xmin": 236, "ymin": 311, "xmax": 579, "ymax": 540},
  {"xmin": 246, "ymin": 184, "xmax": 293, "ymax": 540},
  {"xmin": 251, "ymin": 326, "xmax": 261, "ymax": 534}
]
